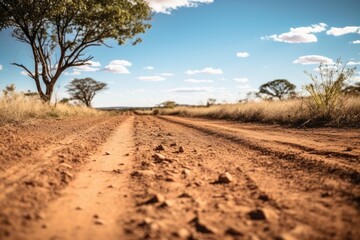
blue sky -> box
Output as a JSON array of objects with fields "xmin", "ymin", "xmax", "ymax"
[{"xmin": 0, "ymin": 0, "xmax": 360, "ymax": 107}]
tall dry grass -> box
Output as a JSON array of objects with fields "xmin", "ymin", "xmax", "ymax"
[
  {"xmin": 0, "ymin": 93, "xmax": 106, "ymax": 124},
  {"xmin": 153, "ymin": 96, "xmax": 360, "ymax": 127}
]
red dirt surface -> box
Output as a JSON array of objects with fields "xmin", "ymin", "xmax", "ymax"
[{"xmin": 0, "ymin": 115, "xmax": 359, "ymax": 239}]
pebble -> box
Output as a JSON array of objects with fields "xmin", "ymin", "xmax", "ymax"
[
  {"xmin": 258, "ymin": 194, "xmax": 270, "ymax": 201},
  {"xmin": 153, "ymin": 153, "xmax": 166, "ymax": 161},
  {"xmin": 248, "ymin": 209, "xmax": 266, "ymax": 220},
  {"xmin": 154, "ymin": 144, "xmax": 166, "ymax": 151},
  {"xmin": 174, "ymin": 228, "xmax": 191, "ymax": 239},
  {"xmin": 225, "ymin": 226, "xmax": 243, "ymax": 236},
  {"xmin": 179, "ymin": 146, "xmax": 185, "ymax": 153},
  {"xmin": 218, "ymin": 172, "xmax": 233, "ymax": 183},
  {"xmin": 105, "ymin": 152, "xmax": 111, "ymax": 155},
  {"xmin": 131, "ymin": 170, "xmax": 156, "ymax": 177},
  {"xmin": 145, "ymin": 193, "xmax": 165, "ymax": 204},
  {"xmin": 181, "ymin": 169, "xmax": 191, "ymax": 178},
  {"xmin": 59, "ymin": 163, "xmax": 73, "ymax": 170},
  {"xmin": 94, "ymin": 219, "xmax": 105, "ymax": 225},
  {"xmin": 191, "ymin": 217, "xmax": 218, "ymax": 234}
]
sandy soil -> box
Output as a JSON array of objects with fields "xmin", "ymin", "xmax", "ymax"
[{"xmin": 0, "ymin": 115, "xmax": 359, "ymax": 240}]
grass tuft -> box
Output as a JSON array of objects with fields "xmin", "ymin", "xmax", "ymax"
[{"xmin": 0, "ymin": 93, "xmax": 106, "ymax": 124}]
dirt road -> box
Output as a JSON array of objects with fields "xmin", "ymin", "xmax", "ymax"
[{"xmin": 0, "ymin": 115, "xmax": 359, "ymax": 239}]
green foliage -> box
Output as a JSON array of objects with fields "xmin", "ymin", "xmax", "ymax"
[
  {"xmin": 304, "ymin": 60, "xmax": 356, "ymax": 119},
  {"xmin": 0, "ymin": 0, "xmax": 152, "ymax": 102},
  {"xmin": 66, "ymin": 78, "xmax": 107, "ymax": 107},
  {"xmin": 257, "ymin": 79, "xmax": 296, "ymax": 100}
]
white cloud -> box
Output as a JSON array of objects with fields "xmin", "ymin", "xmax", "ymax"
[
  {"xmin": 219, "ymin": 78, "xmax": 226, "ymax": 81},
  {"xmin": 131, "ymin": 88, "xmax": 145, "ymax": 94},
  {"xmin": 236, "ymin": 52, "xmax": 250, "ymax": 58},
  {"xmin": 262, "ymin": 23, "xmax": 327, "ymax": 43},
  {"xmin": 161, "ymin": 73, "xmax": 174, "ymax": 76},
  {"xmin": 165, "ymin": 87, "xmax": 214, "ymax": 93},
  {"xmin": 144, "ymin": 66, "xmax": 154, "ymax": 70},
  {"xmin": 64, "ymin": 71, "xmax": 81, "ymax": 76},
  {"xmin": 327, "ymin": 26, "xmax": 360, "ymax": 36},
  {"xmin": 184, "ymin": 79, "xmax": 213, "ymax": 83},
  {"xmin": 137, "ymin": 75, "xmax": 165, "ymax": 81},
  {"xmin": 74, "ymin": 60, "xmax": 101, "ymax": 72},
  {"xmin": 348, "ymin": 61, "xmax": 360, "ymax": 66},
  {"xmin": 351, "ymin": 40, "xmax": 360, "ymax": 44},
  {"xmin": 103, "ymin": 60, "xmax": 132, "ymax": 74},
  {"xmin": 293, "ymin": 55, "xmax": 334, "ymax": 65},
  {"xmin": 185, "ymin": 67, "xmax": 223, "ymax": 75},
  {"xmin": 0, "ymin": 64, "xmax": 3, "ymax": 70},
  {"xmin": 233, "ymin": 77, "xmax": 249, "ymax": 83},
  {"xmin": 236, "ymin": 85, "xmax": 252, "ymax": 90},
  {"xmin": 146, "ymin": 0, "xmax": 213, "ymax": 14},
  {"xmin": 21, "ymin": 71, "xmax": 29, "ymax": 76}
]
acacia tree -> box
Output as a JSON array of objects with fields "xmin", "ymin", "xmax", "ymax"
[
  {"xmin": 257, "ymin": 79, "xmax": 296, "ymax": 100},
  {"xmin": 0, "ymin": 0, "xmax": 151, "ymax": 102},
  {"xmin": 66, "ymin": 78, "xmax": 107, "ymax": 107}
]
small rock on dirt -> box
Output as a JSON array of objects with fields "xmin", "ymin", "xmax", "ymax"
[
  {"xmin": 218, "ymin": 172, "xmax": 233, "ymax": 184},
  {"xmin": 248, "ymin": 209, "xmax": 266, "ymax": 220},
  {"xmin": 153, "ymin": 153, "xmax": 166, "ymax": 161},
  {"xmin": 181, "ymin": 169, "xmax": 191, "ymax": 178},
  {"xmin": 170, "ymin": 143, "xmax": 177, "ymax": 147},
  {"xmin": 94, "ymin": 219, "xmax": 105, "ymax": 225},
  {"xmin": 179, "ymin": 146, "xmax": 185, "ymax": 153},
  {"xmin": 191, "ymin": 217, "xmax": 218, "ymax": 234},
  {"xmin": 154, "ymin": 144, "xmax": 166, "ymax": 151},
  {"xmin": 145, "ymin": 193, "xmax": 165, "ymax": 204},
  {"xmin": 225, "ymin": 227, "xmax": 243, "ymax": 236},
  {"xmin": 258, "ymin": 194, "xmax": 270, "ymax": 201},
  {"xmin": 131, "ymin": 170, "xmax": 156, "ymax": 177},
  {"xmin": 59, "ymin": 163, "xmax": 73, "ymax": 170},
  {"xmin": 105, "ymin": 151, "xmax": 111, "ymax": 155},
  {"xmin": 174, "ymin": 228, "xmax": 192, "ymax": 239}
]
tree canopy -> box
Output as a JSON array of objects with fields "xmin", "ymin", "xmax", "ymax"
[
  {"xmin": 258, "ymin": 79, "xmax": 296, "ymax": 100},
  {"xmin": 66, "ymin": 78, "xmax": 107, "ymax": 107},
  {"xmin": 0, "ymin": 0, "xmax": 152, "ymax": 102}
]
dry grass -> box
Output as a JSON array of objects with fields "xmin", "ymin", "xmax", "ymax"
[
  {"xmin": 151, "ymin": 97, "xmax": 360, "ymax": 127},
  {"xmin": 0, "ymin": 93, "xmax": 106, "ymax": 124}
]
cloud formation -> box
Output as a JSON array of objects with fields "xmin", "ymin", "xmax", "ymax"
[
  {"xmin": 347, "ymin": 61, "xmax": 360, "ymax": 66},
  {"xmin": 137, "ymin": 75, "xmax": 165, "ymax": 81},
  {"xmin": 74, "ymin": 61, "xmax": 101, "ymax": 72},
  {"xmin": 161, "ymin": 73, "xmax": 174, "ymax": 76},
  {"xmin": 146, "ymin": 0, "xmax": 213, "ymax": 14},
  {"xmin": 233, "ymin": 77, "xmax": 249, "ymax": 83},
  {"xmin": 351, "ymin": 40, "xmax": 360, "ymax": 44},
  {"xmin": 185, "ymin": 67, "xmax": 223, "ymax": 75},
  {"xmin": 327, "ymin": 26, "xmax": 360, "ymax": 36},
  {"xmin": 165, "ymin": 87, "xmax": 214, "ymax": 93},
  {"xmin": 104, "ymin": 60, "xmax": 132, "ymax": 74},
  {"xmin": 0, "ymin": 64, "xmax": 3, "ymax": 71},
  {"xmin": 293, "ymin": 55, "xmax": 334, "ymax": 65},
  {"xmin": 144, "ymin": 66, "xmax": 154, "ymax": 70},
  {"xmin": 236, "ymin": 52, "xmax": 250, "ymax": 58},
  {"xmin": 185, "ymin": 79, "xmax": 213, "ymax": 83},
  {"xmin": 262, "ymin": 23, "xmax": 327, "ymax": 43}
]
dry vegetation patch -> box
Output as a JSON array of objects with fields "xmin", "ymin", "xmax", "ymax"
[
  {"xmin": 150, "ymin": 96, "xmax": 360, "ymax": 127},
  {"xmin": 0, "ymin": 93, "xmax": 107, "ymax": 124}
]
